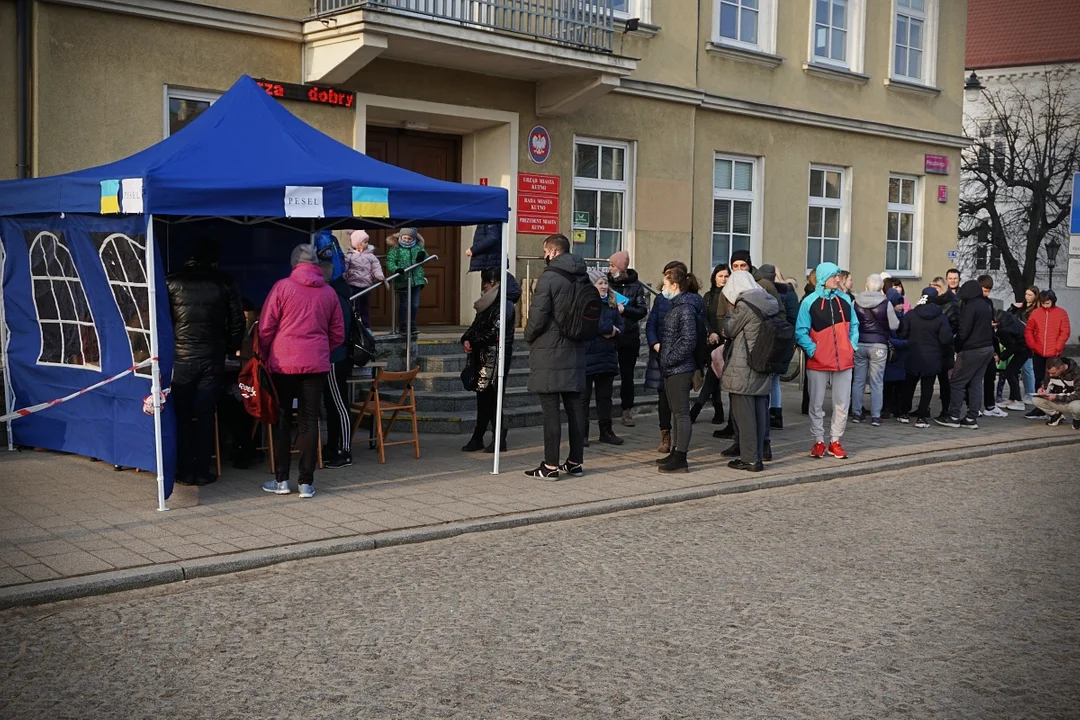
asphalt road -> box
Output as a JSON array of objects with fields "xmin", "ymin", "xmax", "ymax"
[{"xmin": 2, "ymin": 446, "xmax": 1079, "ymax": 719}]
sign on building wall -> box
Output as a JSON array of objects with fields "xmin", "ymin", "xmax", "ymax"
[
  {"xmin": 1070, "ymin": 172, "xmax": 1080, "ymax": 235},
  {"xmin": 528, "ymin": 125, "xmax": 551, "ymax": 164},
  {"xmin": 517, "ymin": 172, "xmax": 559, "ymax": 234},
  {"xmin": 254, "ymin": 79, "xmax": 355, "ymax": 109},
  {"xmin": 925, "ymin": 154, "xmax": 950, "ymax": 175}
]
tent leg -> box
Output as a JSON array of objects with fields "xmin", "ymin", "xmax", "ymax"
[
  {"xmin": 146, "ymin": 215, "xmax": 168, "ymax": 512},
  {"xmin": 0, "ymin": 243, "xmax": 12, "ymax": 452},
  {"xmin": 492, "ymin": 223, "xmax": 510, "ymax": 476}
]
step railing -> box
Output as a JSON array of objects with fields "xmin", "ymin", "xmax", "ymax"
[
  {"xmin": 349, "ymin": 254, "xmax": 440, "ymax": 368},
  {"xmin": 314, "ymin": 0, "xmax": 617, "ymax": 53}
]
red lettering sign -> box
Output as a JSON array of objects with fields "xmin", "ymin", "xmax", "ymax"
[
  {"xmin": 254, "ymin": 78, "xmax": 355, "ymax": 109},
  {"xmin": 938, "ymin": 184, "xmax": 948, "ymax": 203},
  {"xmin": 517, "ymin": 215, "xmax": 560, "ymax": 234},
  {"xmin": 518, "ymin": 173, "xmax": 560, "ymax": 195},
  {"xmin": 925, "ymin": 154, "xmax": 950, "ymax": 175},
  {"xmin": 518, "ymin": 193, "xmax": 559, "ymax": 216}
]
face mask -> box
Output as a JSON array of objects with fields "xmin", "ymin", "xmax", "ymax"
[{"xmin": 662, "ymin": 288, "xmax": 677, "ymax": 300}]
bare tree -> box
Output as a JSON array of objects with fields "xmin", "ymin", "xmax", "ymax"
[{"xmin": 959, "ymin": 68, "xmax": 1080, "ymax": 300}]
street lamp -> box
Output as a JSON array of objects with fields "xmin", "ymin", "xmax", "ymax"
[
  {"xmin": 1046, "ymin": 237, "xmax": 1062, "ymax": 290},
  {"xmin": 964, "ymin": 70, "xmax": 985, "ymax": 101}
]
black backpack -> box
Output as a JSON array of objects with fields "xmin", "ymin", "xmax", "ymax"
[
  {"xmin": 347, "ymin": 311, "xmax": 377, "ymax": 366},
  {"xmin": 550, "ymin": 267, "xmax": 603, "ymax": 342},
  {"xmin": 741, "ymin": 300, "xmax": 796, "ymax": 375}
]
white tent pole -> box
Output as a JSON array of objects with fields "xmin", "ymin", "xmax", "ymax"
[
  {"xmin": 146, "ymin": 215, "xmax": 168, "ymax": 512},
  {"xmin": 492, "ymin": 222, "xmax": 509, "ymax": 475},
  {"xmin": 0, "ymin": 242, "xmax": 13, "ymax": 451}
]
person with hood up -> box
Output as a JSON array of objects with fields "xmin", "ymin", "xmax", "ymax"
[
  {"xmin": 794, "ymin": 262, "xmax": 859, "ymax": 459},
  {"xmin": 1031, "ymin": 356, "xmax": 1080, "ymax": 429},
  {"xmin": 692, "ymin": 263, "xmax": 730, "ymax": 426},
  {"xmin": 385, "ymin": 227, "xmax": 427, "ymax": 335},
  {"xmin": 166, "ymin": 237, "xmax": 245, "ymax": 486},
  {"xmin": 850, "ymin": 274, "xmax": 900, "ymax": 426},
  {"xmin": 898, "ymin": 287, "xmax": 954, "ymax": 427},
  {"xmin": 646, "ymin": 260, "xmax": 691, "ymax": 454},
  {"xmin": 1024, "ymin": 289, "xmax": 1072, "ymax": 418},
  {"xmin": 935, "ymin": 279, "xmax": 995, "ymax": 429},
  {"xmin": 719, "ymin": 270, "xmax": 781, "ymax": 472},
  {"xmin": 606, "ymin": 250, "xmax": 648, "ymax": 427},
  {"xmin": 523, "ymin": 234, "xmax": 589, "ymax": 479},
  {"xmin": 342, "ymin": 230, "xmax": 385, "ymax": 327},
  {"xmin": 756, "ymin": 263, "xmax": 799, "ymax": 430},
  {"xmin": 461, "ymin": 267, "xmax": 518, "ymax": 453},
  {"xmin": 655, "ymin": 265, "xmax": 703, "ymax": 474},
  {"xmin": 581, "ymin": 269, "xmax": 625, "ymax": 447},
  {"xmin": 258, "ymin": 244, "xmax": 345, "ymax": 498},
  {"xmin": 994, "ymin": 307, "xmax": 1030, "ymax": 411}
]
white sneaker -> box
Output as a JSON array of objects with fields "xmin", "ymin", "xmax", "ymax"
[
  {"xmin": 1005, "ymin": 401, "xmax": 1026, "ymax": 411},
  {"xmin": 983, "ymin": 406, "xmax": 1008, "ymax": 418},
  {"xmin": 262, "ymin": 480, "xmax": 290, "ymax": 495},
  {"xmin": 298, "ymin": 483, "xmax": 315, "ymax": 498}
]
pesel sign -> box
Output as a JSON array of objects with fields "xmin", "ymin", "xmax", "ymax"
[{"xmin": 517, "ymin": 172, "xmax": 560, "ymax": 234}]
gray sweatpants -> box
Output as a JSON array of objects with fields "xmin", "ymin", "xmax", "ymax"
[{"xmin": 807, "ymin": 368, "xmax": 853, "ymax": 443}]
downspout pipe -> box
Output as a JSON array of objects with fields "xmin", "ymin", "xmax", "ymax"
[{"xmin": 16, "ymin": 0, "xmax": 29, "ymax": 179}]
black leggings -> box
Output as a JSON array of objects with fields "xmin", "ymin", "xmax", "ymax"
[{"xmin": 901, "ymin": 373, "xmax": 938, "ymax": 418}]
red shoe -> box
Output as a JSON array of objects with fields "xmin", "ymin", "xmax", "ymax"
[
  {"xmin": 827, "ymin": 441, "xmax": 848, "ymax": 459},
  {"xmin": 809, "ymin": 441, "xmax": 826, "ymax": 458}
]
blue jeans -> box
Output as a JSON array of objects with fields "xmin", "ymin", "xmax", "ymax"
[
  {"xmin": 769, "ymin": 374, "xmax": 781, "ymax": 409},
  {"xmin": 851, "ymin": 343, "xmax": 888, "ymax": 418},
  {"xmin": 1022, "ymin": 357, "xmax": 1036, "ymax": 397},
  {"xmin": 396, "ymin": 285, "xmax": 422, "ymax": 333}
]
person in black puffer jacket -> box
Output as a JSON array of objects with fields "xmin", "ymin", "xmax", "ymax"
[
  {"xmin": 994, "ymin": 307, "xmax": 1030, "ymax": 410},
  {"xmin": 898, "ymin": 286, "xmax": 954, "ymax": 426},
  {"xmin": 461, "ymin": 268, "xmax": 517, "ymax": 454},
  {"xmin": 657, "ymin": 266, "xmax": 703, "ymax": 474},
  {"xmin": 607, "ymin": 250, "xmax": 648, "ymax": 427},
  {"xmin": 166, "ymin": 237, "xmax": 245, "ymax": 485},
  {"xmin": 582, "ymin": 270, "xmax": 625, "ymax": 447},
  {"xmin": 692, "ymin": 263, "xmax": 730, "ymax": 425},
  {"xmin": 937, "ymin": 280, "xmax": 995, "ymax": 427}
]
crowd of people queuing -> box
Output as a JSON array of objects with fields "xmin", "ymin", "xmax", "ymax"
[
  {"xmin": 521, "ymin": 233, "xmax": 1077, "ymax": 478},
  {"xmin": 164, "ymin": 228, "xmax": 1077, "ymax": 492}
]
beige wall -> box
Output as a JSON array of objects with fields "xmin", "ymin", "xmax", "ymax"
[
  {"xmin": 621, "ymin": 0, "xmax": 698, "ymax": 88},
  {"xmin": 0, "ymin": 0, "xmax": 17, "ymax": 180},
  {"xmin": 197, "ymin": 0, "xmax": 310, "ymax": 19},
  {"xmin": 693, "ymin": 0, "xmax": 966, "ymax": 137}
]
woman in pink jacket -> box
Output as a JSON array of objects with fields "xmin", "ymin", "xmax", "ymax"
[{"xmin": 258, "ymin": 244, "xmax": 345, "ymax": 498}]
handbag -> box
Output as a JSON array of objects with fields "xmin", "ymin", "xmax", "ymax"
[{"xmin": 460, "ymin": 352, "xmax": 478, "ymax": 392}]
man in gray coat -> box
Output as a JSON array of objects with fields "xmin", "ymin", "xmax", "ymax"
[{"xmin": 523, "ymin": 234, "xmax": 588, "ymax": 479}]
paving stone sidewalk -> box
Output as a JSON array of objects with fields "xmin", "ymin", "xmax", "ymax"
[{"xmin": 1, "ymin": 390, "xmax": 1078, "ymax": 596}]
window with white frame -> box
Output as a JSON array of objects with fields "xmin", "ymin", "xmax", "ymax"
[
  {"xmin": 712, "ymin": 156, "xmax": 756, "ymax": 268},
  {"xmin": 886, "ymin": 175, "xmax": 919, "ymax": 273},
  {"xmin": 814, "ymin": 0, "xmax": 848, "ymax": 65},
  {"xmin": 806, "ymin": 166, "xmax": 845, "ymax": 270},
  {"xmin": 165, "ymin": 87, "xmax": 219, "ymax": 138},
  {"xmin": 714, "ymin": 0, "xmax": 777, "ymax": 51},
  {"xmin": 28, "ymin": 231, "xmax": 100, "ymax": 369},
  {"xmin": 97, "ymin": 233, "xmax": 152, "ymax": 376},
  {"xmin": 892, "ymin": 0, "xmax": 937, "ymax": 84},
  {"xmin": 573, "ymin": 138, "xmax": 630, "ymax": 261}
]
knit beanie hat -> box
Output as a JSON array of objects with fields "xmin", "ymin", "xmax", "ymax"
[
  {"xmin": 921, "ymin": 286, "xmax": 938, "ymax": 298},
  {"xmin": 398, "ymin": 228, "xmax": 418, "ymax": 247},
  {"xmin": 587, "ymin": 268, "xmax": 607, "ymax": 285},
  {"xmin": 350, "ymin": 230, "xmax": 370, "ymax": 250},
  {"xmin": 730, "ymin": 249, "xmax": 752, "ymax": 268},
  {"xmin": 608, "ymin": 250, "xmax": 630, "ymax": 273},
  {"xmin": 290, "ymin": 244, "xmax": 319, "ymax": 267}
]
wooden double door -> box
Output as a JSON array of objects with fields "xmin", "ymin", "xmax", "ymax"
[{"xmin": 365, "ymin": 129, "xmax": 461, "ymax": 328}]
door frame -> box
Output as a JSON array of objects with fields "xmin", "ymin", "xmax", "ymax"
[{"xmin": 352, "ymin": 94, "xmax": 519, "ymax": 325}]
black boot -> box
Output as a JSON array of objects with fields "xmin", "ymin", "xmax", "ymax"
[
  {"xmin": 689, "ymin": 403, "xmax": 703, "ymax": 423},
  {"xmin": 770, "ymin": 408, "xmax": 783, "ymax": 430},
  {"xmin": 712, "ymin": 404, "xmax": 725, "ymax": 424},
  {"xmin": 461, "ymin": 430, "xmax": 486, "ymax": 452},
  {"xmin": 583, "ymin": 423, "xmax": 591, "ymax": 447},
  {"xmin": 658, "ymin": 450, "xmax": 688, "ymax": 473},
  {"xmin": 484, "ymin": 428, "xmax": 508, "ymax": 453},
  {"xmin": 720, "ymin": 443, "xmax": 741, "ymax": 457},
  {"xmin": 713, "ymin": 424, "xmax": 735, "ymax": 439},
  {"xmin": 655, "ymin": 449, "xmax": 677, "ymax": 465},
  {"xmin": 598, "ymin": 421, "xmax": 624, "ymax": 445}
]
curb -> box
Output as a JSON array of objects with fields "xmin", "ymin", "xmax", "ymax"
[{"xmin": 3, "ymin": 434, "xmax": 1079, "ymax": 610}]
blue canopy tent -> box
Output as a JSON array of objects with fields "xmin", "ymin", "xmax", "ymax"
[{"xmin": 0, "ymin": 75, "xmax": 510, "ymax": 509}]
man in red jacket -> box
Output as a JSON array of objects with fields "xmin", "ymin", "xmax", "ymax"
[{"xmin": 1024, "ymin": 289, "xmax": 1071, "ymax": 419}]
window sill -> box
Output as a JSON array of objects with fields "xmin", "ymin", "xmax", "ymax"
[
  {"xmin": 884, "ymin": 78, "xmax": 942, "ymax": 97},
  {"xmin": 705, "ymin": 42, "xmax": 783, "ymax": 68},
  {"xmin": 802, "ymin": 62, "xmax": 869, "ymax": 85},
  {"xmin": 619, "ymin": 19, "xmax": 660, "ymax": 38},
  {"xmin": 884, "ymin": 270, "xmax": 921, "ymax": 280}
]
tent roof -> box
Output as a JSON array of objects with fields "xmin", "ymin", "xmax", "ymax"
[{"xmin": 0, "ymin": 76, "xmax": 509, "ymax": 226}]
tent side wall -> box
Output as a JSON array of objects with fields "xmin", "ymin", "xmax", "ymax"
[{"xmin": 0, "ymin": 214, "xmax": 175, "ymax": 495}]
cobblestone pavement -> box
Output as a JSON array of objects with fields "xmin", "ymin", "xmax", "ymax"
[
  {"xmin": 1, "ymin": 389, "xmax": 1078, "ymax": 590},
  {"xmin": 1, "ymin": 446, "xmax": 1078, "ymax": 719}
]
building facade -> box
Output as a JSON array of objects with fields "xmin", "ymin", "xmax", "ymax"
[
  {"xmin": 1, "ymin": 0, "xmax": 968, "ymax": 326},
  {"xmin": 962, "ymin": 0, "xmax": 1080, "ymax": 323}
]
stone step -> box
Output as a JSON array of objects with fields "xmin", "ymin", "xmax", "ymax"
[
  {"xmin": 381, "ymin": 381, "xmax": 658, "ymax": 414},
  {"xmin": 410, "ymin": 395, "xmax": 662, "ymax": 434},
  {"xmin": 411, "ymin": 364, "xmax": 650, "ymax": 392},
  {"xmin": 412, "ymin": 337, "xmax": 532, "ymax": 356},
  {"xmin": 417, "ymin": 351, "xmax": 531, "ymax": 374}
]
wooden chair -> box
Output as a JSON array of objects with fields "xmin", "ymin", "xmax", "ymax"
[{"xmin": 350, "ymin": 367, "xmax": 421, "ymax": 464}]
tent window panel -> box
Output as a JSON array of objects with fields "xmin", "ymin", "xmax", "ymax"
[
  {"xmin": 55, "ymin": 281, "xmax": 77, "ymax": 320},
  {"xmin": 33, "ymin": 280, "xmax": 59, "ymax": 320},
  {"xmin": 40, "ymin": 325, "xmax": 63, "ymax": 364},
  {"xmin": 129, "ymin": 330, "xmax": 151, "ymax": 366},
  {"xmin": 100, "ymin": 242, "xmax": 126, "ymax": 282},
  {"xmin": 26, "ymin": 230, "xmax": 101, "ymax": 370},
  {"xmin": 96, "ymin": 233, "xmax": 151, "ymax": 376}
]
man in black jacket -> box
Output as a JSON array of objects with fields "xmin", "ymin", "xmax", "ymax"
[
  {"xmin": 607, "ymin": 250, "xmax": 648, "ymax": 427},
  {"xmin": 936, "ymin": 279, "xmax": 994, "ymax": 429},
  {"xmin": 167, "ymin": 237, "xmax": 245, "ymax": 485},
  {"xmin": 929, "ymin": 275, "xmax": 960, "ymax": 419}
]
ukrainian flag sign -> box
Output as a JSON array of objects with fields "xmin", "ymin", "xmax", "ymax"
[
  {"xmin": 352, "ymin": 186, "xmax": 390, "ymax": 218},
  {"xmin": 100, "ymin": 180, "xmax": 121, "ymax": 214}
]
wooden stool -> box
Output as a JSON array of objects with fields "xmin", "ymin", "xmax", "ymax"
[{"xmin": 350, "ymin": 367, "xmax": 421, "ymax": 464}]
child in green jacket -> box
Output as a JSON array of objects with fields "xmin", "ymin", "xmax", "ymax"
[{"xmin": 385, "ymin": 228, "xmax": 428, "ymax": 335}]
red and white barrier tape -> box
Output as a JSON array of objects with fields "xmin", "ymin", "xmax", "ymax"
[{"xmin": 0, "ymin": 358, "xmax": 161, "ymax": 424}]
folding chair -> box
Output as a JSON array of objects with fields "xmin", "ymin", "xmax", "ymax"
[{"xmin": 350, "ymin": 367, "xmax": 421, "ymax": 464}]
